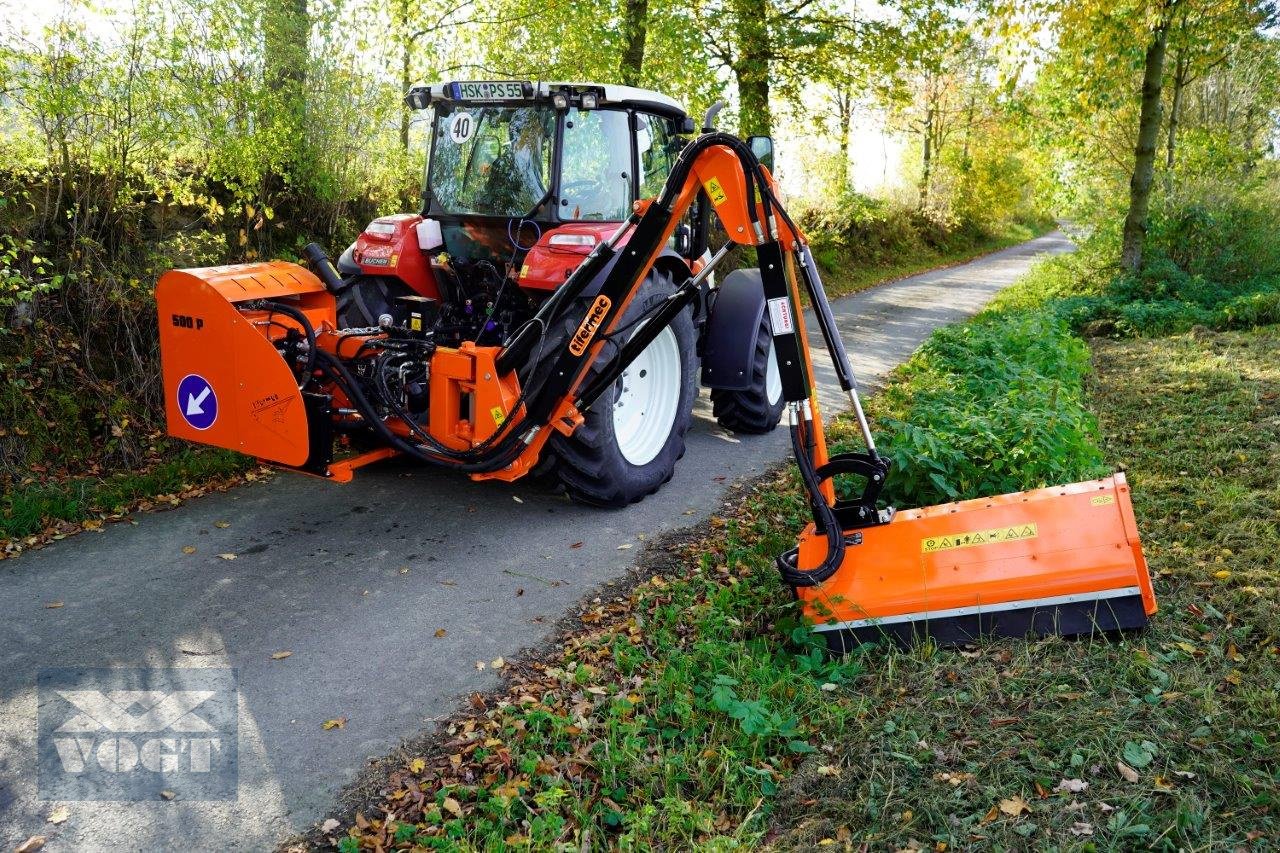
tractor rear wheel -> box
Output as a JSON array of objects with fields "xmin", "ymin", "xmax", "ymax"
[
  {"xmin": 546, "ymin": 268, "xmax": 697, "ymax": 507},
  {"xmin": 336, "ymin": 275, "xmax": 410, "ymax": 329},
  {"xmin": 709, "ymin": 314, "xmax": 785, "ymax": 434}
]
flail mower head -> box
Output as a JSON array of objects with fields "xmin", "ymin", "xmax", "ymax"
[{"xmin": 792, "ymin": 473, "xmax": 1155, "ymax": 650}]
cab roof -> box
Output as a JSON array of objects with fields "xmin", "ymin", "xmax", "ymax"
[{"xmin": 417, "ymin": 80, "xmax": 689, "ymax": 122}]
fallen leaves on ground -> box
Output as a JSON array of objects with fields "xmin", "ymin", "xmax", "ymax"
[
  {"xmin": 46, "ymin": 807, "xmax": 69, "ymax": 825},
  {"xmin": 15, "ymin": 836, "xmax": 46, "ymax": 853},
  {"xmin": 1116, "ymin": 761, "xmax": 1140, "ymax": 783},
  {"xmin": 271, "ymin": 650, "xmax": 292, "ymax": 660},
  {"xmin": 998, "ymin": 795, "xmax": 1031, "ymax": 817},
  {"xmin": 322, "ymin": 717, "xmax": 347, "ymax": 731},
  {"xmin": 159, "ymin": 790, "xmax": 176, "ymax": 800},
  {"xmin": 0, "ymin": 466, "xmax": 264, "ymax": 562},
  {"xmin": 43, "ymin": 601, "xmax": 63, "ymax": 609},
  {"xmin": 217, "ymin": 553, "xmax": 236, "ymax": 560}
]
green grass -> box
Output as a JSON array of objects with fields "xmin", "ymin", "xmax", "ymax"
[
  {"xmin": 768, "ymin": 327, "xmax": 1280, "ymax": 850},
  {"xmin": 857, "ymin": 309, "xmax": 1107, "ymax": 508},
  {"xmin": 1, "ymin": 447, "xmax": 252, "ymax": 544}
]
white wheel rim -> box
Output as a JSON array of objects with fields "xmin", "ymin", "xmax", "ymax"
[
  {"xmin": 765, "ymin": 337, "xmax": 782, "ymax": 406},
  {"xmin": 612, "ymin": 324, "xmax": 682, "ymax": 467}
]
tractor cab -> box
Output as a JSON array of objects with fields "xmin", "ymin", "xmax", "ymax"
[
  {"xmin": 335, "ymin": 82, "xmax": 704, "ymax": 339},
  {"xmin": 417, "ymin": 81, "xmax": 696, "ymax": 229}
]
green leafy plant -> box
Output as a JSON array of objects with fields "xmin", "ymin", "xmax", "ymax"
[{"xmin": 848, "ymin": 310, "xmax": 1108, "ymax": 509}]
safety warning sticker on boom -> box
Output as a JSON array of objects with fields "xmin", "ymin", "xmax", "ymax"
[
  {"xmin": 703, "ymin": 177, "xmax": 728, "ymax": 207},
  {"xmin": 922, "ymin": 524, "xmax": 1038, "ymax": 554}
]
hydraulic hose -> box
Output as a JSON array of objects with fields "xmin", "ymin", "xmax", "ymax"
[
  {"xmin": 315, "ymin": 349, "xmax": 526, "ymax": 474},
  {"xmin": 265, "ymin": 300, "xmax": 317, "ymax": 387},
  {"xmin": 775, "ymin": 417, "xmax": 846, "ymax": 587}
]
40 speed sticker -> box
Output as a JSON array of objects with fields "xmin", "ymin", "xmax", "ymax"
[{"xmin": 922, "ymin": 524, "xmax": 1038, "ymax": 554}]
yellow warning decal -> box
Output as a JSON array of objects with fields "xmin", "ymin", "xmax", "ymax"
[
  {"xmin": 922, "ymin": 524, "xmax": 1038, "ymax": 554},
  {"xmin": 704, "ymin": 177, "xmax": 728, "ymax": 207},
  {"xmin": 1091, "ymin": 494, "xmax": 1116, "ymax": 506},
  {"xmin": 491, "ymin": 406, "xmax": 506, "ymax": 426},
  {"xmin": 519, "ymin": 263, "xmax": 530, "ymax": 279}
]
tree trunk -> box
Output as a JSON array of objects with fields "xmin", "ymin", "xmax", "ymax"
[
  {"xmin": 619, "ymin": 0, "xmax": 649, "ymax": 87},
  {"xmin": 731, "ymin": 0, "xmax": 772, "ymax": 137},
  {"xmin": 263, "ymin": 0, "xmax": 308, "ymax": 107},
  {"xmin": 834, "ymin": 85, "xmax": 852, "ymax": 189},
  {"xmin": 734, "ymin": 62, "xmax": 772, "ymax": 137},
  {"xmin": 262, "ymin": 0, "xmax": 309, "ymax": 187},
  {"xmin": 918, "ymin": 106, "xmax": 933, "ymax": 209},
  {"xmin": 1120, "ymin": 4, "xmax": 1173, "ymax": 273}
]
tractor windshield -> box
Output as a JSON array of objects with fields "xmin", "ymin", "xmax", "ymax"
[{"xmin": 428, "ymin": 106, "xmax": 555, "ymax": 217}]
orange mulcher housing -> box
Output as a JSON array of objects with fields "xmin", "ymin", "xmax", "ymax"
[
  {"xmin": 156, "ymin": 125, "xmax": 1156, "ymax": 648},
  {"xmin": 795, "ymin": 474, "xmax": 1155, "ymax": 650}
]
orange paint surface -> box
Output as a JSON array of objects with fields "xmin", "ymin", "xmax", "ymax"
[{"xmin": 795, "ymin": 474, "xmax": 1156, "ymax": 624}]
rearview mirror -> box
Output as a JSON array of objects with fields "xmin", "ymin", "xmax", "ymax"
[{"xmin": 747, "ymin": 135, "xmax": 774, "ymax": 172}]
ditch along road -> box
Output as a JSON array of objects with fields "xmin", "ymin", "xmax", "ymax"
[{"xmin": 0, "ymin": 231, "xmax": 1072, "ymax": 851}]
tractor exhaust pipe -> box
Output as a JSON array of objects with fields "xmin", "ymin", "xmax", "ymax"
[{"xmin": 301, "ymin": 243, "xmax": 345, "ymax": 293}]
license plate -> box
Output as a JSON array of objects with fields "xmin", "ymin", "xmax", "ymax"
[{"xmin": 452, "ymin": 80, "xmax": 529, "ymax": 101}]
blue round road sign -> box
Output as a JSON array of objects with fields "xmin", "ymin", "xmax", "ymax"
[{"xmin": 177, "ymin": 373, "xmax": 218, "ymax": 430}]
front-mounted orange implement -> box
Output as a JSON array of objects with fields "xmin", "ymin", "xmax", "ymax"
[{"xmin": 155, "ymin": 81, "xmax": 1156, "ymax": 647}]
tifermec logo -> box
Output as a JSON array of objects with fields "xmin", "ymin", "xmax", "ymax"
[
  {"xmin": 569, "ymin": 295, "xmax": 612, "ymax": 356},
  {"xmin": 38, "ymin": 668, "xmax": 237, "ymax": 800}
]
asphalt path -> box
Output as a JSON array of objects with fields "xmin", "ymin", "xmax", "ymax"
[{"xmin": 0, "ymin": 232, "xmax": 1072, "ymax": 851}]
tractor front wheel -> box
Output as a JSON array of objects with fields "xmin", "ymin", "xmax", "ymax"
[
  {"xmin": 547, "ymin": 269, "xmax": 697, "ymax": 507},
  {"xmin": 709, "ymin": 314, "xmax": 785, "ymax": 434}
]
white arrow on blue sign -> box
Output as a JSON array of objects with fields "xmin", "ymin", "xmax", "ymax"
[{"xmin": 177, "ymin": 374, "xmax": 218, "ymax": 430}]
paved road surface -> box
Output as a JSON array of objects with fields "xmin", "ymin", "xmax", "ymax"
[{"xmin": 0, "ymin": 232, "xmax": 1072, "ymax": 851}]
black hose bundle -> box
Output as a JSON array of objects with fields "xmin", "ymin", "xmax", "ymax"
[
  {"xmin": 774, "ymin": 417, "xmax": 846, "ymax": 587},
  {"xmin": 265, "ymin": 301, "xmax": 317, "ymax": 387}
]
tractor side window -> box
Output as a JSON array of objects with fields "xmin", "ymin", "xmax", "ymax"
[
  {"xmin": 428, "ymin": 106, "xmax": 554, "ymax": 217},
  {"xmin": 636, "ymin": 114, "xmax": 676, "ymax": 200},
  {"xmin": 559, "ymin": 109, "xmax": 632, "ymax": 221}
]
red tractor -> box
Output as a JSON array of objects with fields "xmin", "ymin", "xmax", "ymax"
[{"xmin": 321, "ymin": 81, "xmax": 782, "ymax": 504}]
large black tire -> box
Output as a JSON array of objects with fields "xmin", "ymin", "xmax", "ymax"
[
  {"xmin": 545, "ymin": 269, "xmax": 697, "ymax": 507},
  {"xmin": 336, "ymin": 275, "xmax": 411, "ymax": 329},
  {"xmin": 709, "ymin": 314, "xmax": 785, "ymax": 434}
]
